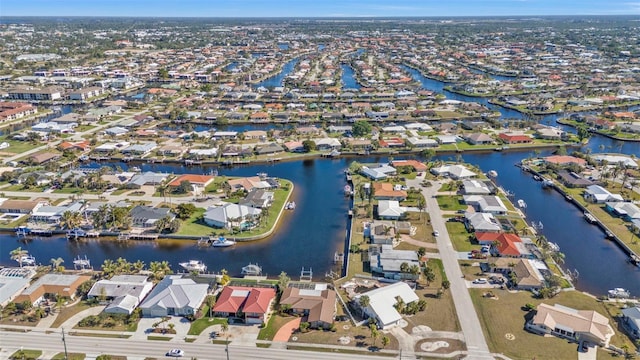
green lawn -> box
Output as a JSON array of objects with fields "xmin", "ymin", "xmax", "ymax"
[
  {"xmin": 187, "ymin": 315, "xmax": 227, "ymax": 336},
  {"xmin": 9, "ymin": 350, "xmax": 42, "ymax": 360},
  {"xmin": 257, "ymin": 314, "xmax": 291, "ymax": 340},
  {"xmin": 444, "ymin": 221, "xmax": 477, "ymax": 252},
  {"xmin": 435, "ymin": 195, "xmax": 467, "ymax": 211},
  {"xmin": 0, "ymin": 139, "xmax": 42, "ymax": 154},
  {"xmin": 471, "ymin": 289, "xmax": 637, "ymax": 360},
  {"xmin": 175, "ymin": 208, "xmax": 211, "ymax": 236},
  {"xmin": 53, "ymin": 353, "xmax": 85, "ymax": 360}
]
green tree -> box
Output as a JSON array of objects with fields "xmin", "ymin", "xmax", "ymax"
[
  {"xmin": 381, "ymin": 335, "xmax": 390, "ymax": 349},
  {"xmin": 352, "ymin": 120, "xmax": 372, "ymax": 137},
  {"xmin": 302, "ymin": 139, "xmax": 316, "ymax": 153},
  {"xmin": 59, "ymin": 210, "xmax": 82, "ymax": 230},
  {"xmin": 176, "ymin": 180, "xmax": 192, "ymax": 194},
  {"xmin": 50, "ymin": 257, "xmax": 65, "ymax": 272},
  {"xmin": 358, "ymin": 295, "xmax": 370, "ymax": 318},
  {"xmin": 10, "ymin": 247, "xmax": 28, "ymax": 267},
  {"xmin": 277, "ymin": 271, "xmax": 290, "ymax": 293},
  {"xmin": 423, "ymin": 266, "xmax": 436, "ymax": 286},
  {"xmin": 369, "ymin": 323, "xmax": 379, "ymax": 346},
  {"xmin": 175, "ymin": 203, "xmax": 197, "ymax": 220}
]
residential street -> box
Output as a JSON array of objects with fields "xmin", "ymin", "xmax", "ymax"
[{"xmin": 407, "ymin": 176, "xmax": 495, "ymax": 360}]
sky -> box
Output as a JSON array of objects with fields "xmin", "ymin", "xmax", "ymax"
[{"xmin": 2, "ymin": 0, "xmax": 640, "ymax": 17}]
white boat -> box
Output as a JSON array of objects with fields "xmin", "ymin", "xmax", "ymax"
[
  {"xmin": 179, "ymin": 260, "xmax": 207, "ymax": 272},
  {"xmin": 285, "ymin": 201, "xmax": 296, "ymax": 210},
  {"xmin": 548, "ymin": 243, "xmax": 560, "ymax": 252},
  {"xmin": 608, "ymin": 288, "xmax": 630, "ymax": 298},
  {"xmin": 241, "ymin": 263, "xmax": 262, "ymax": 276},
  {"xmin": 584, "ymin": 212, "xmax": 596, "ymax": 224},
  {"xmin": 488, "ymin": 170, "xmax": 498, "ymax": 177},
  {"xmin": 257, "ymin": 172, "xmax": 268, "ymax": 179},
  {"xmin": 211, "ymin": 236, "xmax": 236, "ymax": 248},
  {"xmin": 344, "ymin": 184, "xmax": 352, "ymax": 195},
  {"xmin": 517, "ymin": 199, "xmax": 527, "ymax": 208},
  {"xmin": 130, "ymin": 166, "xmax": 141, "ymax": 172},
  {"xmin": 73, "ymin": 255, "xmax": 91, "ymax": 269},
  {"xmin": 19, "ymin": 255, "xmax": 36, "ymax": 266},
  {"xmin": 542, "ymin": 179, "xmax": 554, "ymax": 188}
]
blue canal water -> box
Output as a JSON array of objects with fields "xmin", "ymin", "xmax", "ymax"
[
  {"xmin": 224, "ymin": 62, "xmax": 237, "ymax": 72},
  {"xmin": 2, "ymin": 61, "xmax": 640, "ymax": 295},
  {"xmin": 340, "ymin": 64, "xmax": 361, "ymax": 90},
  {"xmin": 253, "ymin": 58, "xmax": 299, "ymax": 89}
]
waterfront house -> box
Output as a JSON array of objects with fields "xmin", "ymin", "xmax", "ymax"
[
  {"xmin": 498, "ymin": 133, "xmax": 532, "ymax": 144},
  {"xmin": 391, "ymin": 160, "xmax": 428, "ymax": 173},
  {"xmin": 188, "ymin": 148, "xmax": 218, "ymax": 158},
  {"xmin": 406, "ymin": 136, "xmax": 439, "ymax": 148},
  {"xmin": 128, "ymin": 172, "xmax": 169, "ymax": 188},
  {"xmin": 213, "ymin": 131, "xmax": 238, "ymax": 140},
  {"xmin": 368, "ymin": 222, "xmax": 397, "ymax": 245},
  {"xmin": 370, "ymin": 244, "xmax": 420, "ymax": 280},
  {"xmin": 0, "ymin": 199, "xmax": 47, "ymax": 214},
  {"xmin": 621, "ymin": 306, "xmax": 640, "ymax": 340},
  {"xmin": 168, "ymin": 174, "xmax": 214, "ymax": 192},
  {"xmin": 239, "ymin": 189, "xmax": 274, "ymax": 209},
  {"xmin": 157, "ymin": 144, "xmax": 186, "ymax": 157},
  {"xmin": 464, "ymin": 212, "xmax": 501, "ymax": 233},
  {"xmin": 121, "ymin": 142, "xmax": 157, "ymax": 156},
  {"xmin": 314, "ymin": 138, "xmax": 342, "ymax": 150},
  {"xmin": 583, "ymin": 185, "xmax": 624, "ymax": 204},
  {"xmin": 536, "ymin": 127, "xmax": 564, "ymax": 140},
  {"xmin": 58, "ymin": 140, "xmax": 90, "ymax": 152},
  {"xmin": 430, "ymin": 164, "xmax": 476, "ymax": 179},
  {"xmin": 203, "ymin": 203, "xmax": 261, "ymax": 230},
  {"xmin": 284, "ymin": 141, "xmax": 305, "ymax": 153},
  {"xmin": 0, "ymin": 102, "xmax": 36, "ymax": 122},
  {"xmin": 212, "ymin": 286, "xmax": 276, "ymax": 325},
  {"xmin": 605, "ymin": 201, "xmax": 640, "ymax": 221},
  {"xmin": 543, "ymin": 155, "xmax": 587, "ymax": 168},
  {"xmin": 280, "ymin": 284, "xmax": 336, "ymax": 329},
  {"xmin": 226, "ymin": 176, "xmax": 271, "ymax": 192},
  {"xmin": 30, "ymin": 201, "xmax": 84, "ymax": 224},
  {"xmin": 93, "ymin": 141, "xmax": 130, "ymax": 153},
  {"xmin": 526, "ymin": 303, "xmax": 614, "ymax": 347},
  {"xmin": 488, "ymin": 258, "xmax": 545, "ymax": 290},
  {"xmin": 377, "ymin": 200, "xmax": 407, "ymax": 220},
  {"xmin": 15, "ymin": 273, "xmax": 91, "ymax": 305},
  {"xmin": 220, "ymin": 144, "xmax": 254, "ymax": 158},
  {"xmin": 461, "ymin": 180, "xmax": 494, "ymax": 195},
  {"xmin": 139, "ymin": 275, "xmax": 209, "ymax": 317},
  {"xmin": 592, "ymin": 154, "xmax": 638, "ymax": 169},
  {"xmin": 475, "ymin": 232, "xmax": 530, "ymax": 258},
  {"xmin": 373, "ymin": 183, "xmax": 407, "ymax": 201},
  {"xmin": 88, "ymin": 275, "xmax": 154, "ymax": 315},
  {"xmin": 465, "ymin": 133, "xmax": 494, "ymax": 145},
  {"xmin": 255, "ymin": 143, "xmax": 285, "ymax": 155},
  {"xmin": 357, "ymin": 281, "xmax": 419, "ymax": 329},
  {"xmin": 29, "ymin": 152, "xmax": 61, "ymax": 165},
  {"xmin": 556, "ymin": 170, "xmax": 593, "ymax": 188},
  {"xmin": 130, "ymin": 205, "xmax": 175, "ymax": 228},
  {"xmin": 243, "ymin": 130, "xmax": 268, "ymax": 140},
  {"xmin": 463, "ymin": 195, "xmax": 507, "ymax": 215},
  {"xmin": 0, "ymin": 268, "xmax": 34, "ymax": 307},
  {"xmin": 360, "ymin": 166, "xmax": 388, "ymax": 181},
  {"xmin": 434, "ymin": 135, "xmax": 461, "ymax": 145}
]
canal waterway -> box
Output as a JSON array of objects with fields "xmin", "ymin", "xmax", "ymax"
[
  {"xmin": 340, "ymin": 64, "xmax": 361, "ymax": 90},
  {"xmin": 2, "ymin": 62, "xmax": 640, "ymax": 295},
  {"xmin": 253, "ymin": 58, "xmax": 299, "ymax": 89}
]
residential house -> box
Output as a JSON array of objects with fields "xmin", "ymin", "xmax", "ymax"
[
  {"xmin": 0, "ymin": 268, "xmax": 35, "ymax": 307},
  {"xmin": 0, "ymin": 199, "xmax": 47, "ymax": 214},
  {"xmin": 368, "ymin": 222, "xmax": 397, "ymax": 245},
  {"xmin": 543, "ymin": 155, "xmax": 587, "ymax": 168},
  {"xmin": 239, "ymin": 189, "xmax": 274, "ymax": 209},
  {"xmin": 369, "ymin": 244, "xmax": 420, "ymax": 280},
  {"xmin": 58, "ymin": 140, "xmax": 90, "ymax": 152},
  {"xmin": 127, "ymin": 172, "xmax": 169, "ymax": 188},
  {"xmin": 104, "ymin": 127, "xmax": 129, "ymax": 136},
  {"xmin": 203, "ymin": 203, "xmax": 261, "ymax": 230},
  {"xmin": 243, "ymin": 130, "xmax": 267, "ymax": 140},
  {"xmin": 583, "ymin": 185, "xmax": 624, "ymax": 203},
  {"xmin": 461, "ymin": 180, "xmax": 494, "ymax": 195},
  {"xmin": 130, "ymin": 205, "xmax": 175, "ymax": 228},
  {"xmin": 168, "ymin": 174, "xmax": 214, "ymax": 192},
  {"xmin": 88, "ymin": 275, "xmax": 154, "ymax": 314},
  {"xmin": 212, "ymin": 286, "xmax": 276, "ymax": 324},
  {"xmin": 360, "ymin": 165, "xmax": 397, "ymax": 181},
  {"xmin": 526, "ymin": 303, "xmax": 614, "ymax": 347},
  {"xmin": 314, "ymin": 138, "xmax": 342, "ymax": 150},
  {"xmin": 465, "ymin": 133, "xmax": 494, "ymax": 145},
  {"xmin": 357, "ymin": 282, "xmax": 419, "ymax": 329},
  {"xmin": 377, "ymin": 200, "xmax": 407, "ymax": 220},
  {"xmin": 139, "ymin": 275, "xmax": 209, "ymax": 317},
  {"xmin": 0, "ymin": 102, "xmax": 37, "ymax": 122},
  {"xmin": 121, "ymin": 142, "xmax": 157, "ymax": 156},
  {"xmin": 280, "ymin": 284, "xmax": 336, "ymax": 329},
  {"xmin": 430, "ymin": 164, "xmax": 476, "ymax": 179},
  {"xmin": 284, "ymin": 141, "xmax": 305, "ymax": 153},
  {"xmin": 30, "ymin": 152, "xmax": 61, "ymax": 165},
  {"xmin": 475, "ymin": 232, "xmax": 531, "ymax": 258},
  {"xmin": 226, "ymin": 176, "xmax": 271, "ymax": 192},
  {"xmin": 406, "ymin": 136, "xmax": 439, "ymax": 148},
  {"xmin": 489, "ymin": 258, "xmax": 545, "ymax": 290},
  {"xmin": 464, "ymin": 212, "xmax": 501, "ymax": 232},
  {"xmin": 498, "ymin": 133, "xmax": 532, "ymax": 144},
  {"xmin": 434, "ymin": 135, "xmax": 461, "ymax": 144},
  {"xmin": 391, "ymin": 160, "xmax": 428, "ymax": 173},
  {"xmin": 557, "ymin": 170, "xmax": 593, "ymax": 188},
  {"xmin": 213, "ymin": 131, "xmax": 238, "ymax": 140},
  {"xmin": 30, "ymin": 201, "xmax": 84, "ymax": 224},
  {"xmin": 606, "ymin": 202, "xmax": 640, "ymax": 221},
  {"xmin": 373, "ymin": 183, "xmax": 407, "ymax": 201},
  {"xmin": 621, "ymin": 306, "xmax": 640, "ymax": 340},
  {"xmin": 463, "ymin": 195, "xmax": 508, "ymax": 215},
  {"xmin": 255, "ymin": 143, "xmax": 284, "ymax": 155},
  {"xmin": 15, "ymin": 273, "xmax": 91, "ymax": 305}
]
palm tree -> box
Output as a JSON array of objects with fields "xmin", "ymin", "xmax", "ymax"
[
  {"xmin": 358, "ymin": 295, "xmax": 370, "ymax": 318},
  {"xmin": 132, "ymin": 260, "xmax": 145, "ymax": 273},
  {"xmin": 50, "ymin": 257, "xmax": 64, "ymax": 272},
  {"xmin": 60, "ymin": 210, "xmax": 82, "ymax": 230},
  {"xmin": 10, "ymin": 247, "xmax": 28, "ymax": 267}
]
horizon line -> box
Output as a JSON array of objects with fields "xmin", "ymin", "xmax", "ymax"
[{"xmin": 2, "ymin": 14, "xmax": 640, "ymax": 19}]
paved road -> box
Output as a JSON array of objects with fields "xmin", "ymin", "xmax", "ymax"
[
  {"xmin": 0, "ymin": 330, "xmax": 392, "ymax": 360},
  {"xmin": 407, "ymin": 177, "xmax": 495, "ymax": 360},
  {"xmin": 2, "ymin": 109, "xmax": 149, "ymax": 164}
]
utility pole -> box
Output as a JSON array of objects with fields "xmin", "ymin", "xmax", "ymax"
[
  {"xmin": 225, "ymin": 334, "xmax": 230, "ymax": 360},
  {"xmin": 61, "ymin": 327, "xmax": 69, "ymax": 360}
]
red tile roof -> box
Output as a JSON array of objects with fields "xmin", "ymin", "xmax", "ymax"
[
  {"xmin": 391, "ymin": 160, "xmax": 428, "ymax": 172},
  {"xmin": 168, "ymin": 174, "xmax": 214, "ymax": 187},
  {"xmin": 544, "ymin": 155, "xmax": 587, "ymax": 166},
  {"xmin": 212, "ymin": 286, "xmax": 276, "ymax": 315},
  {"xmin": 475, "ymin": 232, "xmax": 523, "ymax": 256}
]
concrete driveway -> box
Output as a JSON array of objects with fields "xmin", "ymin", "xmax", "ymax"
[
  {"xmin": 132, "ymin": 316, "xmax": 191, "ymax": 341},
  {"xmin": 577, "ymin": 344, "xmax": 597, "ymax": 360}
]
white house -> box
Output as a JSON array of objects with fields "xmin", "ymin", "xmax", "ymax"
[
  {"xmin": 463, "ymin": 195, "xmax": 508, "ymax": 215},
  {"xmin": 358, "ymin": 282, "xmax": 419, "ymax": 329},
  {"xmin": 430, "ymin": 164, "xmax": 476, "ymax": 179},
  {"xmin": 88, "ymin": 275, "xmax": 154, "ymax": 315},
  {"xmin": 203, "ymin": 203, "xmax": 261, "ymax": 230},
  {"xmin": 139, "ymin": 275, "xmax": 208, "ymax": 317},
  {"xmin": 583, "ymin": 185, "xmax": 623, "ymax": 203},
  {"xmin": 377, "ymin": 200, "xmax": 407, "ymax": 220}
]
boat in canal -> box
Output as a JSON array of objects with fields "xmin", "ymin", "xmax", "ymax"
[
  {"xmin": 66, "ymin": 228, "xmax": 87, "ymax": 239},
  {"xmin": 241, "ymin": 263, "xmax": 262, "ymax": 276},
  {"xmin": 542, "ymin": 179, "xmax": 554, "ymax": 188},
  {"xmin": 584, "ymin": 212, "xmax": 597, "ymax": 224},
  {"xmin": 211, "ymin": 236, "xmax": 236, "ymax": 248},
  {"xmin": 488, "ymin": 170, "xmax": 498, "ymax": 177},
  {"xmin": 517, "ymin": 199, "xmax": 527, "ymax": 208},
  {"xmin": 285, "ymin": 201, "xmax": 296, "ymax": 210},
  {"xmin": 608, "ymin": 288, "xmax": 630, "ymax": 298},
  {"xmin": 18, "ymin": 254, "xmax": 36, "ymax": 266},
  {"xmin": 15, "ymin": 226, "xmax": 30, "ymax": 236},
  {"xmin": 179, "ymin": 260, "xmax": 207, "ymax": 273}
]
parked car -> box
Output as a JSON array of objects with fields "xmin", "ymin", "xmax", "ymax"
[
  {"xmin": 166, "ymin": 349, "xmax": 184, "ymax": 357},
  {"xmin": 472, "ymin": 278, "xmax": 488, "ymax": 284},
  {"xmin": 433, "ymin": 230, "xmax": 440, "ymax": 237}
]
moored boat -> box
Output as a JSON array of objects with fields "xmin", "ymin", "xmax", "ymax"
[
  {"xmin": 488, "ymin": 170, "xmax": 498, "ymax": 177},
  {"xmin": 584, "ymin": 212, "xmax": 596, "ymax": 224},
  {"xmin": 18, "ymin": 254, "xmax": 36, "ymax": 266},
  {"xmin": 285, "ymin": 201, "xmax": 296, "ymax": 210},
  {"xmin": 211, "ymin": 236, "xmax": 236, "ymax": 248},
  {"xmin": 608, "ymin": 288, "xmax": 630, "ymax": 298},
  {"xmin": 179, "ymin": 260, "xmax": 207, "ymax": 272},
  {"xmin": 241, "ymin": 263, "xmax": 262, "ymax": 276},
  {"xmin": 517, "ymin": 199, "xmax": 527, "ymax": 208}
]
